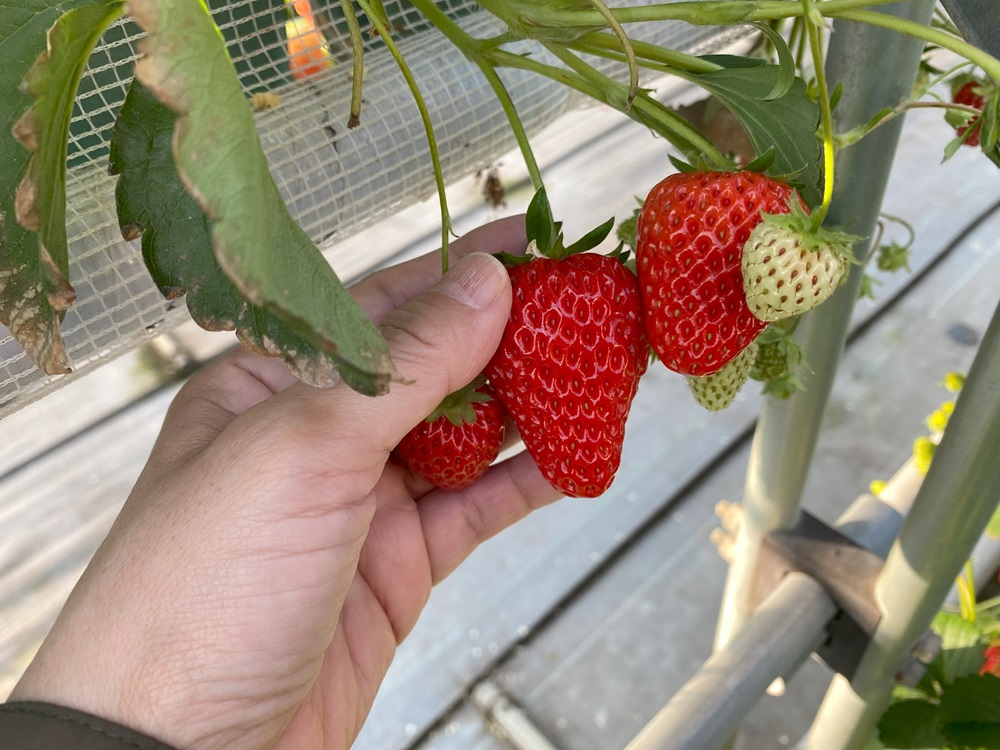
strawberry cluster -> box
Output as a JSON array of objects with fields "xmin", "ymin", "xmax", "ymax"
[
  {"xmin": 396, "ymin": 173, "xmax": 855, "ymax": 499},
  {"xmin": 637, "ymin": 170, "xmax": 854, "ymax": 411}
]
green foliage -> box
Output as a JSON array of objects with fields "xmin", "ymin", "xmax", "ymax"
[
  {"xmin": 128, "ymin": 0, "xmax": 397, "ymax": 395},
  {"xmin": 0, "ymin": 0, "xmax": 123, "ymax": 374},
  {"xmin": 876, "ymin": 606, "xmax": 1000, "ymax": 749},
  {"xmin": 109, "ymin": 80, "xmax": 351, "ymax": 386},
  {"xmin": 692, "ymin": 56, "xmax": 823, "ymax": 207}
]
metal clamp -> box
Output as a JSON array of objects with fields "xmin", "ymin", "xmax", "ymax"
[{"xmin": 749, "ymin": 510, "xmax": 888, "ymax": 681}]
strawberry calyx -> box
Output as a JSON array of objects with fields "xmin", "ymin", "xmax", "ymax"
[
  {"xmin": 425, "ymin": 375, "xmax": 494, "ymax": 427},
  {"xmin": 757, "ymin": 197, "xmax": 861, "ymax": 261},
  {"xmin": 495, "ymin": 187, "xmax": 624, "ymax": 267}
]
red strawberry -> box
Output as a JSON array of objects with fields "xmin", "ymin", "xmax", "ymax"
[
  {"xmin": 485, "ymin": 189, "xmax": 646, "ymax": 498},
  {"xmin": 636, "ymin": 170, "xmax": 799, "ymax": 376},
  {"xmin": 395, "ymin": 378, "xmax": 506, "ymax": 491},
  {"xmin": 981, "ymin": 641, "xmax": 1000, "ymax": 677},
  {"xmin": 953, "ymin": 80, "xmax": 985, "ymax": 147}
]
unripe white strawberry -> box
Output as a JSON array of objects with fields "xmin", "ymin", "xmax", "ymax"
[
  {"xmin": 741, "ymin": 201, "xmax": 857, "ymax": 323},
  {"xmin": 686, "ymin": 341, "xmax": 758, "ymax": 412}
]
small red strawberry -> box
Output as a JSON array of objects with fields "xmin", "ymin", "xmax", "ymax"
[
  {"xmin": 636, "ymin": 170, "xmax": 799, "ymax": 376},
  {"xmin": 981, "ymin": 641, "xmax": 1000, "ymax": 677},
  {"xmin": 952, "ymin": 79, "xmax": 986, "ymax": 148},
  {"xmin": 741, "ymin": 199, "xmax": 858, "ymax": 322},
  {"xmin": 395, "ymin": 377, "xmax": 506, "ymax": 491},
  {"xmin": 485, "ymin": 189, "xmax": 646, "ymax": 498}
]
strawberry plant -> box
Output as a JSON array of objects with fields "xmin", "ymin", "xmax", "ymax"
[
  {"xmin": 0, "ymin": 0, "xmax": 997, "ymax": 445},
  {"xmin": 870, "ymin": 596, "xmax": 1000, "ymax": 750}
]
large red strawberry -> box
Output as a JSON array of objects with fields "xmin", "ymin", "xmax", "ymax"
[
  {"xmin": 395, "ymin": 377, "xmax": 506, "ymax": 491},
  {"xmin": 636, "ymin": 170, "xmax": 798, "ymax": 376},
  {"xmin": 485, "ymin": 189, "xmax": 646, "ymax": 498},
  {"xmin": 952, "ymin": 79, "xmax": 986, "ymax": 148}
]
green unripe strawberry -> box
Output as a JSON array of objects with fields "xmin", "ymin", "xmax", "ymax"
[
  {"xmin": 750, "ymin": 338, "xmax": 791, "ymax": 382},
  {"xmin": 686, "ymin": 341, "xmax": 758, "ymax": 412},
  {"xmin": 748, "ymin": 319, "xmax": 804, "ymax": 399},
  {"xmin": 742, "ymin": 201, "xmax": 858, "ymax": 323}
]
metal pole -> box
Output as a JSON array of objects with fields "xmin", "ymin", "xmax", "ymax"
[
  {"xmin": 626, "ymin": 469, "xmax": 921, "ymax": 750},
  {"xmin": 714, "ymin": 0, "xmax": 937, "ymax": 650},
  {"xmin": 805, "ymin": 297, "xmax": 1000, "ymax": 750},
  {"xmin": 627, "ymin": 573, "xmax": 835, "ymax": 750}
]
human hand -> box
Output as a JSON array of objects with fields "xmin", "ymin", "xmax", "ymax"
[{"xmin": 10, "ymin": 216, "xmax": 562, "ymax": 749}]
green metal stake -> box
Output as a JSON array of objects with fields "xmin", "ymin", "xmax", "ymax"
[
  {"xmin": 805, "ymin": 295, "xmax": 1000, "ymax": 750},
  {"xmin": 715, "ymin": 0, "xmax": 937, "ymax": 651}
]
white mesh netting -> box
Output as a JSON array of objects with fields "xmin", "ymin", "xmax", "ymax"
[{"xmin": 0, "ymin": 0, "xmax": 749, "ymax": 416}]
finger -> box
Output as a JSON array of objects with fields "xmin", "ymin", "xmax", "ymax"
[
  {"xmin": 146, "ymin": 348, "xmax": 290, "ymax": 472},
  {"xmin": 250, "ymin": 252, "xmax": 513, "ymax": 485},
  {"xmin": 152, "ymin": 218, "xmax": 526, "ymax": 465},
  {"xmin": 416, "ymin": 451, "xmax": 564, "ymax": 583},
  {"xmin": 351, "ymin": 214, "xmax": 527, "ymax": 325}
]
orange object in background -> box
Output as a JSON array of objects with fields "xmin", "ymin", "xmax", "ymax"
[{"xmin": 285, "ymin": 0, "xmax": 333, "ymax": 80}]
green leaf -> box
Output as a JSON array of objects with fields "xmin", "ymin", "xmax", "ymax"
[
  {"xmin": 878, "ymin": 700, "xmax": 947, "ymax": 749},
  {"xmin": 565, "ymin": 216, "xmax": 614, "ymax": 254},
  {"xmin": 109, "ymin": 80, "xmax": 349, "ymax": 386},
  {"xmin": 932, "ymin": 611, "xmax": 987, "ymax": 683},
  {"xmin": 835, "ymin": 106, "xmax": 896, "ymax": 149},
  {"xmin": 691, "ymin": 58, "xmax": 822, "ymax": 207},
  {"xmin": 940, "ymin": 675, "xmax": 1000, "ymax": 749},
  {"xmin": 526, "ymin": 187, "xmax": 557, "ymax": 252},
  {"xmin": 749, "ymin": 22, "xmax": 795, "ymax": 101},
  {"xmin": 0, "ymin": 0, "xmax": 123, "ymax": 374},
  {"xmin": 128, "ymin": 0, "xmax": 398, "ymax": 395},
  {"xmin": 943, "ymin": 132, "xmax": 968, "ymax": 162}
]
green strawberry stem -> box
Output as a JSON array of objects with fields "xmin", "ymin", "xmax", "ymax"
[
  {"xmin": 356, "ymin": 0, "xmax": 453, "ymax": 272},
  {"xmin": 827, "ymin": 9, "xmax": 1000, "ymax": 85},
  {"xmin": 547, "ymin": 0, "xmax": 1000, "ymax": 84},
  {"xmin": 338, "ymin": 0, "xmax": 365, "ymax": 128},
  {"xmin": 803, "ymin": 0, "xmax": 835, "ymax": 231},
  {"xmin": 552, "ymin": 0, "xmax": 903, "ymax": 27},
  {"xmin": 408, "ymin": 0, "xmax": 544, "ymax": 191},
  {"xmin": 834, "ymin": 61, "xmax": 981, "ymax": 148},
  {"xmin": 528, "ymin": 43, "xmax": 731, "ymax": 168},
  {"xmin": 574, "ymin": 32, "xmax": 722, "ymax": 75},
  {"xmin": 584, "ymin": 0, "xmax": 639, "ymax": 109}
]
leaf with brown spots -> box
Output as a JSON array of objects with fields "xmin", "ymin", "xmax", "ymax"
[
  {"xmin": 109, "ymin": 79, "xmax": 344, "ymax": 387},
  {"xmin": 126, "ymin": 0, "xmax": 398, "ymax": 395},
  {"xmin": 1, "ymin": 0, "xmax": 125, "ymax": 375}
]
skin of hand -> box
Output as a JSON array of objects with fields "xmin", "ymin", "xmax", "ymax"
[{"xmin": 10, "ymin": 216, "xmax": 562, "ymax": 750}]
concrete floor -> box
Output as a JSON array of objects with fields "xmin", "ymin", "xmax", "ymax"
[{"xmin": 2, "ymin": 72, "xmax": 999, "ymax": 750}]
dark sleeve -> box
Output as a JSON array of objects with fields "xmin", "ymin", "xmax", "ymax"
[{"xmin": 0, "ymin": 702, "xmax": 178, "ymax": 749}]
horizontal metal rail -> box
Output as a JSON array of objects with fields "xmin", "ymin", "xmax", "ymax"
[{"xmin": 624, "ymin": 452, "xmax": 927, "ymax": 750}]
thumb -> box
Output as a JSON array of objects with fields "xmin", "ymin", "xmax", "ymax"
[{"xmin": 273, "ymin": 252, "xmax": 512, "ymax": 456}]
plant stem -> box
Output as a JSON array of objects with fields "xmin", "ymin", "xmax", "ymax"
[
  {"xmin": 408, "ymin": 0, "xmax": 544, "ymax": 191},
  {"xmin": 537, "ymin": 43, "xmax": 731, "ymax": 168},
  {"xmin": 584, "ymin": 0, "xmax": 639, "ymax": 109},
  {"xmin": 575, "ymin": 32, "xmax": 721, "ymax": 75},
  {"xmin": 556, "ymin": 0, "xmax": 904, "ymax": 27},
  {"xmin": 355, "ymin": 0, "xmax": 452, "ymax": 272},
  {"xmin": 803, "ymin": 0, "xmax": 834, "ymax": 229},
  {"xmin": 824, "ymin": 8, "xmax": 1000, "ymax": 84},
  {"xmin": 553, "ymin": 0, "xmax": 1000, "ymax": 82},
  {"xmin": 338, "ymin": 0, "xmax": 365, "ymax": 128}
]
